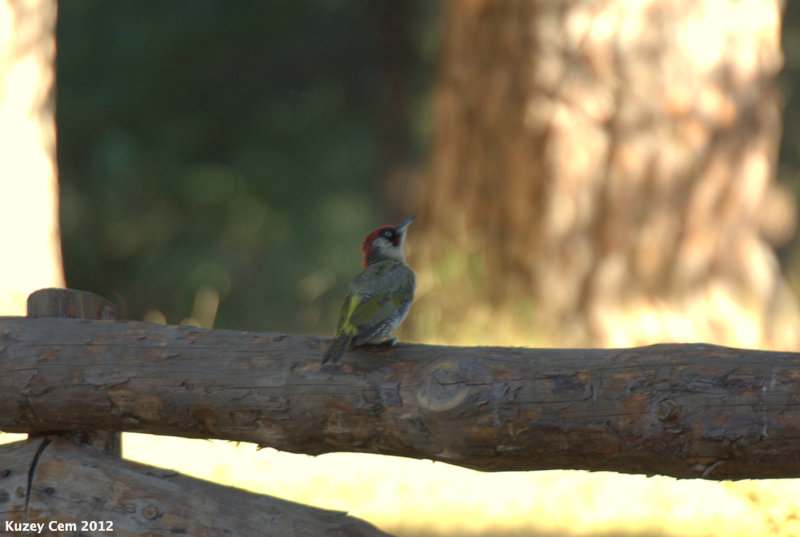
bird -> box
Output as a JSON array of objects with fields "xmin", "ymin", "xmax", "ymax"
[{"xmin": 322, "ymin": 215, "xmax": 417, "ymax": 365}]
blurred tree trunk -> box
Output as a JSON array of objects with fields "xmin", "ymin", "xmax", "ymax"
[
  {"xmin": 412, "ymin": 0, "xmax": 799, "ymax": 349},
  {"xmin": 0, "ymin": 0, "xmax": 64, "ymax": 315}
]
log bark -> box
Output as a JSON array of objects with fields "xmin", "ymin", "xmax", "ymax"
[
  {"xmin": 26, "ymin": 288, "xmax": 121, "ymax": 454},
  {"xmin": 0, "ymin": 437, "xmax": 393, "ymax": 537},
  {"xmin": 1, "ymin": 316, "xmax": 800, "ymax": 480}
]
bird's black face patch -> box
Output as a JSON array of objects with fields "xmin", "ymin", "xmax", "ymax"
[{"xmin": 380, "ymin": 228, "xmax": 403, "ymax": 246}]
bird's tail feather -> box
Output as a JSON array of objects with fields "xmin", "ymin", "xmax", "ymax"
[{"xmin": 322, "ymin": 333, "xmax": 354, "ymax": 365}]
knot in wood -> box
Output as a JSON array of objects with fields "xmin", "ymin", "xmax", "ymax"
[
  {"xmin": 416, "ymin": 361, "xmax": 470, "ymax": 411},
  {"xmin": 656, "ymin": 398, "xmax": 679, "ymax": 422},
  {"xmin": 141, "ymin": 504, "xmax": 163, "ymax": 520}
]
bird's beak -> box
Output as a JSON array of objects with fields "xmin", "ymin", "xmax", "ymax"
[{"xmin": 395, "ymin": 214, "xmax": 417, "ymax": 234}]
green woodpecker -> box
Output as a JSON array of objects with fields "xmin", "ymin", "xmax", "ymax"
[{"xmin": 322, "ymin": 215, "xmax": 417, "ymax": 365}]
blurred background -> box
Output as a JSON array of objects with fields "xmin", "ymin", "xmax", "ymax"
[{"xmin": 3, "ymin": 0, "xmax": 800, "ymax": 535}]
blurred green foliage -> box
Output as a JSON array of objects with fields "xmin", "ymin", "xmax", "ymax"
[{"xmin": 56, "ymin": 1, "xmax": 437, "ymax": 333}]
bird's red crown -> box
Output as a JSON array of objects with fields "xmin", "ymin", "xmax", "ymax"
[{"xmin": 361, "ymin": 225, "xmax": 397, "ymax": 267}]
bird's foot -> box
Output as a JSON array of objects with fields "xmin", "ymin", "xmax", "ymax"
[{"xmin": 320, "ymin": 362, "xmax": 345, "ymax": 373}]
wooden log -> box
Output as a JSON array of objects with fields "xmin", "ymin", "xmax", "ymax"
[
  {"xmin": 26, "ymin": 288, "xmax": 121, "ymax": 454},
  {"xmin": 26, "ymin": 288, "xmax": 116, "ymax": 321},
  {"xmin": 1, "ymin": 316, "xmax": 799, "ymax": 479},
  {"xmin": 0, "ymin": 437, "xmax": 393, "ymax": 536}
]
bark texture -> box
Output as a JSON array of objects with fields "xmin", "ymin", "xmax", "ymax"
[
  {"xmin": 0, "ymin": 437, "xmax": 393, "ymax": 537},
  {"xmin": 26, "ymin": 288, "xmax": 121, "ymax": 454},
  {"xmin": 413, "ymin": 0, "xmax": 797, "ymax": 349},
  {"xmin": 2, "ymin": 317, "xmax": 800, "ymax": 480}
]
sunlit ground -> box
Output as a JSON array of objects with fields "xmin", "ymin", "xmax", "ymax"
[{"xmin": 112, "ymin": 434, "xmax": 800, "ymax": 536}]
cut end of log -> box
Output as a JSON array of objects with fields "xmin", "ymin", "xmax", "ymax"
[{"xmin": 27, "ymin": 288, "xmax": 117, "ymax": 320}]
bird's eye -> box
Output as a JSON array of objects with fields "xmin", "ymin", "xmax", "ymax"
[{"xmin": 381, "ymin": 229, "xmax": 394, "ymax": 240}]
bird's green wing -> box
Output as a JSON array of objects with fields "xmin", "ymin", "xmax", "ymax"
[
  {"xmin": 334, "ymin": 290, "xmax": 368, "ymax": 337},
  {"xmin": 334, "ymin": 263, "xmax": 414, "ymax": 336}
]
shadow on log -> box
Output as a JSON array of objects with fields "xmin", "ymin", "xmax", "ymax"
[
  {"xmin": 1, "ymin": 316, "xmax": 800, "ymax": 480},
  {"xmin": 0, "ymin": 437, "xmax": 392, "ymax": 536}
]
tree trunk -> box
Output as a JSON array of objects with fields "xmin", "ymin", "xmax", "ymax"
[
  {"xmin": 413, "ymin": 0, "xmax": 797, "ymax": 349},
  {"xmin": 0, "ymin": 0, "xmax": 64, "ymax": 315},
  {"xmin": 0, "ymin": 437, "xmax": 393, "ymax": 537},
  {"xmin": 2, "ymin": 316, "xmax": 800, "ymax": 480}
]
